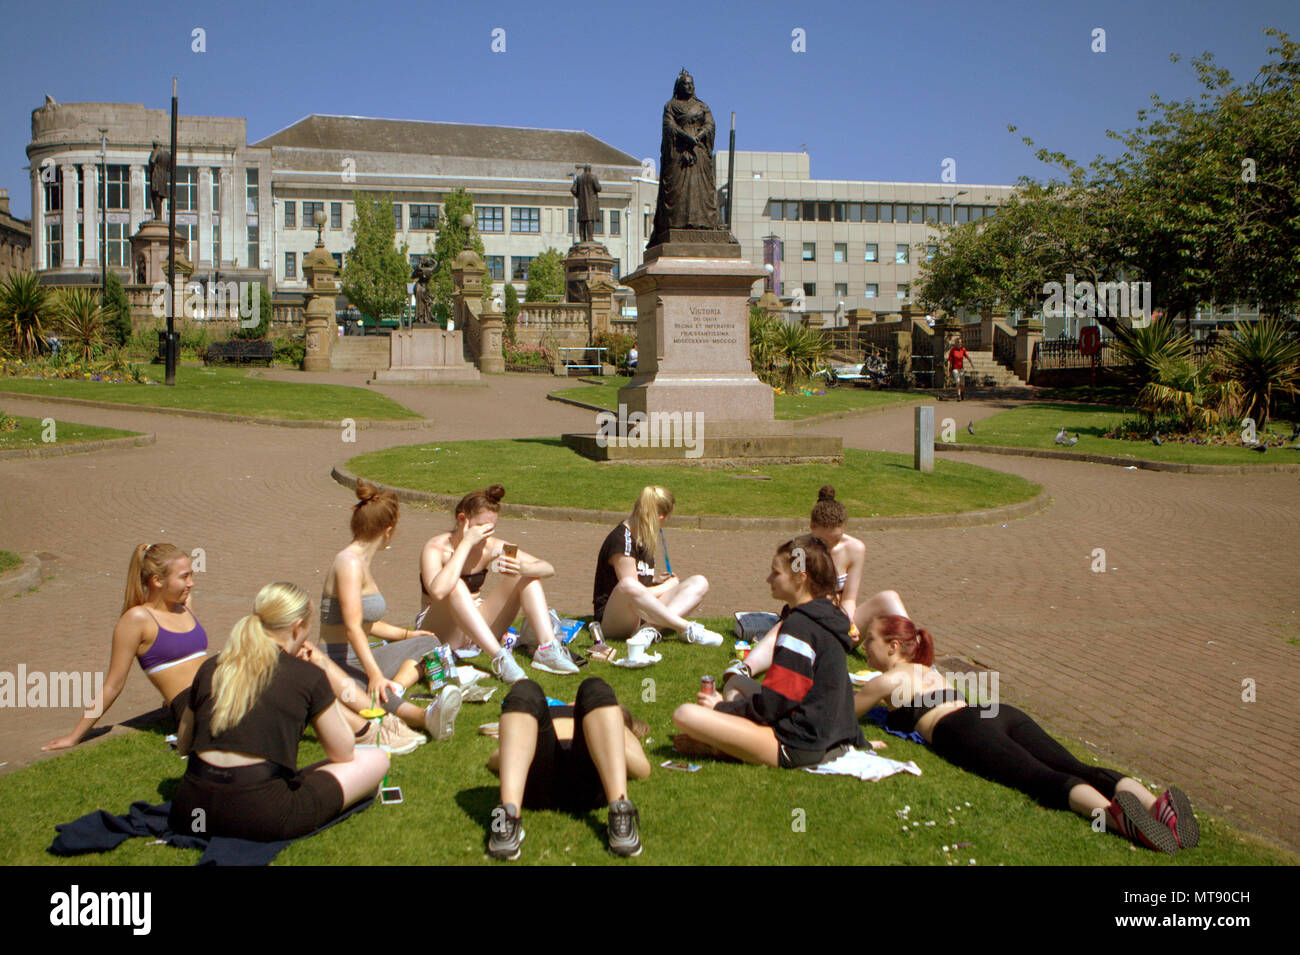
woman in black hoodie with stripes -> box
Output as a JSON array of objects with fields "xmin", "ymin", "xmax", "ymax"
[{"xmin": 672, "ymin": 536, "xmax": 863, "ymax": 768}]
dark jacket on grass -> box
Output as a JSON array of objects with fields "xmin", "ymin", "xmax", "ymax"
[{"xmin": 716, "ymin": 596, "xmax": 864, "ymax": 754}]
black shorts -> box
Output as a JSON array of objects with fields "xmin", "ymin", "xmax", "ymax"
[
  {"xmin": 778, "ymin": 741, "xmax": 853, "ymax": 769},
  {"xmin": 501, "ymin": 678, "xmax": 619, "ymax": 810},
  {"xmin": 169, "ymin": 758, "xmax": 345, "ymax": 842}
]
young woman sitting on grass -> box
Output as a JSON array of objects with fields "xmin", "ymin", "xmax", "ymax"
[
  {"xmin": 171, "ymin": 582, "xmax": 389, "ymax": 842},
  {"xmin": 485, "ymin": 676, "xmax": 651, "ymax": 860},
  {"xmin": 853, "ymin": 614, "xmax": 1198, "ymax": 853},
  {"xmin": 734, "ymin": 485, "xmax": 868, "ymax": 680},
  {"xmin": 320, "ymin": 480, "xmax": 460, "ymax": 749},
  {"xmin": 591, "ymin": 485, "xmax": 723, "ymax": 646},
  {"xmin": 672, "ymin": 536, "xmax": 863, "ymax": 768},
  {"xmin": 43, "ymin": 543, "xmax": 206, "ymax": 751},
  {"xmin": 418, "ymin": 484, "xmax": 577, "ymax": 684}
]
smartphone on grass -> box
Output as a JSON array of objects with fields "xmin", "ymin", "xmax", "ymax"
[{"xmin": 380, "ymin": 787, "xmax": 404, "ymax": 805}]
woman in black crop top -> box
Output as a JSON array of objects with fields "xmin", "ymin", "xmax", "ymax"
[
  {"xmin": 170, "ymin": 582, "xmax": 390, "ymax": 842},
  {"xmin": 853, "ymin": 615, "xmax": 1198, "ymax": 854}
]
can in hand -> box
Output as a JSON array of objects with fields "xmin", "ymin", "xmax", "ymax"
[{"xmin": 700, "ymin": 675, "xmax": 715, "ymax": 696}]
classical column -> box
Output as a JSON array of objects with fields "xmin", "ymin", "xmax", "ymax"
[
  {"xmin": 60, "ymin": 163, "xmax": 78, "ymax": 268},
  {"xmin": 198, "ymin": 166, "xmax": 213, "ymax": 267},
  {"xmin": 30, "ymin": 170, "xmax": 44, "ymax": 270},
  {"xmin": 218, "ymin": 167, "xmax": 234, "ymax": 266},
  {"xmin": 82, "ymin": 163, "xmax": 100, "ymax": 268}
]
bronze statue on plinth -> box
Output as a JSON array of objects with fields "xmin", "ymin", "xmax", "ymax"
[
  {"xmin": 147, "ymin": 140, "xmax": 171, "ymax": 221},
  {"xmin": 571, "ymin": 164, "xmax": 602, "ymax": 243},
  {"xmin": 649, "ymin": 69, "xmax": 721, "ymax": 247}
]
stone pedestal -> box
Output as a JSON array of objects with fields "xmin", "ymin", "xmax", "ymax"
[
  {"xmin": 563, "ymin": 250, "xmax": 841, "ymax": 463},
  {"xmin": 129, "ymin": 220, "xmax": 192, "ymax": 288},
  {"xmin": 369, "ymin": 328, "xmax": 482, "ymax": 382},
  {"xmin": 477, "ymin": 308, "xmax": 505, "ymax": 375},
  {"xmin": 564, "ymin": 242, "xmax": 617, "ymax": 304},
  {"xmin": 1015, "ymin": 318, "xmax": 1043, "ymax": 385},
  {"xmin": 301, "ymin": 241, "xmax": 338, "ymax": 371}
]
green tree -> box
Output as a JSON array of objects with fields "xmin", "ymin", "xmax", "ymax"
[
  {"xmin": 1214, "ymin": 318, "xmax": 1300, "ymax": 430},
  {"xmin": 55, "ymin": 287, "xmax": 107, "ymax": 360},
  {"xmin": 432, "ymin": 188, "xmax": 490, "ymax": 321},
  {"xmin": 103, "ymin": 271, "xmax": 133, "ymax": 345},
  {"xmin": 0, "ymin": 270, "xmax": 52, "ymax": 358},
  {"xmin": 231, "ymin": 282, "xmax": 272, "ymax": 340},
  {"xmin": 524, "ymin": 248, "xmax": 564, "ymax": 302},
  {"xmin": 341, "ymin": 193, "xmax": 409, "ymax": 322},
  {"xmin": 503, "ymin": 282, "xmax": 520, "ymax": 344}
]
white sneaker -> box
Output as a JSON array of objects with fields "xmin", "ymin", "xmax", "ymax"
[
  {"xmin": 492, "ymin": 648, "xmax": 527, "ymax": 684},
  {"xmin": 630, "ymin": 625, "xmax": 662, "ymax": 646},
  {"xmin": 532, "ymin": 640, "xmax": 580, "ymax": 675},
  {"xmin": 683, "ymin": 622, "xmax": 724, "ymax": 646},
  {"xmin": 424, "ymin": 684, "xmax": 463, "ymax": 741},
  {"xmin": 378, "ymin": 714, "xmax": 426, "ymax": 755}
]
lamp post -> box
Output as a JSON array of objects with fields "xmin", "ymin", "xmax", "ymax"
[
  {"xmin": 938, "ymin": 189, "xmax": 968, "ymax": 227},
  {"xmin": 98, "ymin": 128, "xmax": 107, "ymax": 300}
]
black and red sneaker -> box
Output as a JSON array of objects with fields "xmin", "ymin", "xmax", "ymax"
[
  {"xmin": 1107, "ymin": 793, "xmax": 1179, "ymax": 854},
  {"xmin": 1153, "ymin": 787, "xmax": 1199, "ymax": 849}
]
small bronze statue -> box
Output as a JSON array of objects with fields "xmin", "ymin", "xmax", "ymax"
[
  {"xmin": 411, "ymin": 256, "xmax": 436, "ymax": 326},
  {"xmin": 571, "ymin": 164, "xmax": 602, "ymax": 243},
  {"xmin": 147, "ymin": 140, "xmax": 171, "ymax": 221},
  {"xmin": 649, "ymin": 69, "xmax": 721, "ymax": 246}
]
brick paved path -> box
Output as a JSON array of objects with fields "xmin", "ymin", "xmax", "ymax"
[{"xmin": 1, "ymin": 376, "xmax": 1297, "ymax": 852}]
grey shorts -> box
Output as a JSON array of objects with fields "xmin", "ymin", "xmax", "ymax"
[{"xmin": 324, "ymin": 636, "xmax": 443, "ymax": 712}]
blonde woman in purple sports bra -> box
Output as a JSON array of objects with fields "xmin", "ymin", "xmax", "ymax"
[{"xmin": 43, "ymin": 543, "xmax": 207, "ymax": 751}]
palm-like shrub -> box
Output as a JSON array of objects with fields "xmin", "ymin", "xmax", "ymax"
[
  {"xmin": 749, "ymin": 308, "xmax": 780, "ymax": 385},
  {"xmin": 0, "ymin": 271, "xmax": 52, "ymax": 358},
  {"xmin": 1113, "ymin": 318, "xmax": 1193, "ymax": 394},
  {"xmin": 55, "ymin": 287, "xmax": 107, "ymax": 361},
  {"xmin": 771, "ymin": 319, "xmax": 830, "ymax": 390},
  {"xmin": 1136, "ymin": 355, "xmax": 1241, "ymax": 432},
  {"xmin": 1214, "ymin": 319, "xmax": 1300, "ymax": 430}
]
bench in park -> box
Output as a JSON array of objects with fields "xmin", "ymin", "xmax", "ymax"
[
  {"xmin": 557, "ymin": 346, "xmax": 606, "ymax": 377},
  {"xmin": 202, "ymin": 340, "xmax": 274, "ymax": 366}
]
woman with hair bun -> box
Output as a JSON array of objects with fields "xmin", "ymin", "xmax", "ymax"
[
  {"xmin": 171, "ymin": 582, "xmax": 389, "ymax": 841},
  {"xmin": 419, "ymin": 484, "xmax": 575, "ymax": 684},
  {"xmin": 672, "ymin": 536, "xmax": 862, "ymax": 767},
  {"xmin": 43, "ymin": 543, "xmax": 206, "ymax": 751},
  {"xmin": 320, "ymin": 480, "xmax": 461, "ymax": 746},
  {"xmin": 592, "ymin": 485, "xmax": 722, "ymax": 646},
  {"xmin": 854, "ymin": 614, "xmax": 1198, "ymax": 853}
]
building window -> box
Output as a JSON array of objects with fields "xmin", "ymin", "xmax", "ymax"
[
  {"xmin": 302, "ymin": 201, "xmax": 324, "ymax": 229},
  {"xmin": 285, "ymin": 252, "xmax": 297, "ymax": 279},
  {"xmin": 612, "ymin": 262, "xmax": 620, "ymax": 280},
  {"xmin": 970, "ymin": 206, "xmax": 985, "ymax": 221},
  {"xmin": 895, "ymin": 203, "xmax": 910, "ymax": 223},
  {"xmin": 331, "ymin": 202, "xmax": 342, "ymax": 229},
  {"xmin": 803, "ymin": 282, "xmax": 817, "ymax": 297},
  {"xmin": 409, "ymin": 204, "xmax": 438, "ymax": 230},
  {"xmin": 910, "ymin": 204, "xmax": 924, "ymax": 224},
  {"xmin": 331, "ymin": 252, "xmax": 343, "ymax": 269},
  {"xmin": 818, "ymin": 202, "xmax": 832, "ymax": 222},
  {"xmin": 896, "ymin": 244, "xmax": 909, "ymax": 264},
  {"xmin": 393, "ymin": 203, "xmax": 403, "ymax": 231},
  {"xmin": 284, "ymin": 202, "xmax": 296, "ymax": 228},
  {"xmin": 511, "ymin": 255, "xmax": 533, "ymax": 280},
  {"xmin": 802, "ymin": 242, "xmax": 816, "ymax": 261},
  {"xmin": 925, "ymin": 204, "xmax": 940, "ymax": 223},
  {"xmin": 877, "ymin": 203, "xmax": 892, "ymax": 223},
  {"xmin": 835, "ymin": 282, "xmax": 848, "ymax": 298},
  {"xmin": 609, "ymin": 209, "xmax": 620, "ymax": 236},
  {"xmin": 179, "ymin": 223, "xmax": 198, "ymax": 262},
  {"xmin": 861, "ymin": 203, "xmax": 877, "ymax": 223},
  {"xmin": 476, "ymin": 206, "xmax": 504, "ymax": 233},
  {"xmin": 245, "ymin": 168, "xmax": 259, "ymax": 214},
  {"xmin": 833, "ymin": 243, "xmax": 847, "ymax": 263},
  {"xmin": 511, "ymin": 207, "xmax": 540, "ymax": 233},
  {"xmin": 246, "ymin": 222, "xmax": 259, "ymax": 269},
  {"xmin": 939, "ymin": 205, "xmax": 952, "ymax": 225},
  {"xmin": 769, "ymin": 200, "xmax": 784, "ymax": 220},
  {"xmin": 43, "ymin": 167, "xmax": 63, "ymax": 213},
  {"xmin": 409, "ymin": 253, "xmax": 423, "ymax": 266},
  {"xmin": 211, "ymin": 222, "xmax": 220, "ymax": 265},
  {"xmin": 833, "ymin": 202, "xmax": 847, "ymax": 222},
  {"xmin": 594, "ymin": 210, "xmax": 604, "ymax": 235},
  {"xmin": 864, "ymin": 283, "xmax": 878, "ymax": 299},
  {"xmin": 985, "ymin": 206, "xmax": 999, "ymax": 219},
  {"xmin": 897, "ymin": 284, "xmax": 910, "ymax": 300},
  {"xmin": 105, "ymin": 165, "xmax": 130, "ymax": 210},
  {"xmin": 45, "ymin": 223, "xmax": 62, "ymax": 264},
  {"xmin": 486, "ymin": 255, "xmax": 505, "ymax": 280},
  {"xmin": 174, "ymin": 167, "xmax": 198, "ymax": 212},
  {"xmin": 76, "ymin": 222, "xmax": 83, "ymax": 265},
  {"xmin": 956, "ymin": 205, "xmax": 970, "ymax": 224},
  {"xmin": 568, "ymin": 209, "xmax": 575, "ymax": 235},
  {"xmin": 864, "ymin": 243, "xmax": 878, "ymax": 263},
  {"xmin": 848, "ymin": 203, "xmax": 862, "ymax": 222},
  {"xmin": 211, "ymin": 172, "xmax": 220, "ymax": 217},
  {"xmin": 926, "ymin": 244, "xmax": 938, "ymax": 262},
  {"xmin": 801, "ymin": 201, "xmax": 816, "ymax": 221},
  {"xmin": 106, "ymin": 222, "xmax": 129, "ymax": 268}
]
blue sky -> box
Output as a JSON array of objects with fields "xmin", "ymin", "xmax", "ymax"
[{"xmin": 2, "ymin": 0, "xmax": 1295, "ymax": 219}]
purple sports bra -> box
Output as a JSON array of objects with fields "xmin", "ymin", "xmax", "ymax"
[{"xmin": 138, "ymin": 607, "xmax": 208, "ymax": 674}]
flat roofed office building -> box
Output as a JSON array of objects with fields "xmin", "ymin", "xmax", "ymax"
[
  {"xmin": 718, "ymin": 150, "xmax": 1016, "ymax": 318},
  {"xmin": 27, "ymin": 101, "xmax": 657, "ymax": 294}
]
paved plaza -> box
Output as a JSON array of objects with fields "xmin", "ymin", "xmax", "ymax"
[{"xmin": 1, "ymin": 373, "xmax": 1297, "ymax": 854}]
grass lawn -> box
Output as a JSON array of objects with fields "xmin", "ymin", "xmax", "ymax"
[
  {"xmin": 348, "ymin": 438, "xmax": 1041, "ymax": 518},
  {"xmin": 955, "ymin": 403, "xmax": 1300, "ymax": 466},
  {"xmin": 0, "ymin": 550, "xmax": 21, "ymax": 574},
  {"xmin": 551, "ymin": 376, "xmax": 923, "ymax": 420},
  {"xmin": 2, "ymin": 616, "xmax": 1289, "ymax": 866},
  {"xmin": 0, "ymin": 365, "xmax": 421, "ymax": 422},
  {"xmin": 0, "ymin": 414, "xmax": 140, "ymax": 450}
]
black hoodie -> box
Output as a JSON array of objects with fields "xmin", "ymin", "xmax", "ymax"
[{"xmin": 716, "ymin": 596, "xmax": 864, "ymax": 754}]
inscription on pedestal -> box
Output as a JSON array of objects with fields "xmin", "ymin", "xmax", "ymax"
[{"xmin": 671, "ymin": 304, "xmax": 738, "ymax": 347}]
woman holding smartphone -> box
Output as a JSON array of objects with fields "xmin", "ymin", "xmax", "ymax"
[
  {"xmin": 418, "ymin": 484, "xmax": 576, "ymax": 683},
  {"xmin": 591, "ymin": 485, "xmax": 723, "ymax": 646},
  {"xmin": 671, "ymin": 535, "xmax": 863, "ymax": 767},
  {"xmin": 171, "ymin": 582, "xmax": 389, "ymax": 841},
  {"xmin": 43, "ymin": 543, "xmax": 205, "ymax": 751}
]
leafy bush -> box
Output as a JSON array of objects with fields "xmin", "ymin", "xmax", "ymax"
[
  {"xmin": 178, "ymin": 322, "xmax": 211, "ymax": 358},
  {"xmin": 592, "ymin": 330, "xmax": 635, "ymax": 366},
  {"xmin": 504, "ymin": 342, "xmax": 550, "ymax": 371},
  {"xmin": 274, "ymin": 336, "xmax": 306, "ymax": 367},
  {"xmin": 504, "ymin": 283, "xmax": 520, "ymax": 344},
  {"xmin": 0, "ymin": 271, "xmax": 52, "ymax": 359},
  {"xmin": 1213, "ymin": 319, "xmax": 1300, "ymax": 430},
  {"xmin": 103, "ymin": 272, "xmax": 133, "ymax": 346},
  {"xmin": 230, "ymin": 283, "xmax": 272, "ymax": 340},
  {"xmin": 524, "ymin": 249, "xmax": 565, "ymax": 303},
  {"xmin": 54, "ymin": 287, "xmax": 107, "ymax": 361}
]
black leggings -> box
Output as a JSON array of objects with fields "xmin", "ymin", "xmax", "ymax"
[
  {"xmin": 500, "ymin": 677, "xmax": 619, "ymax": 810},
  {"xmin": 929, "ymin": 704, "xmax": 1125, "ymax": 810}
]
